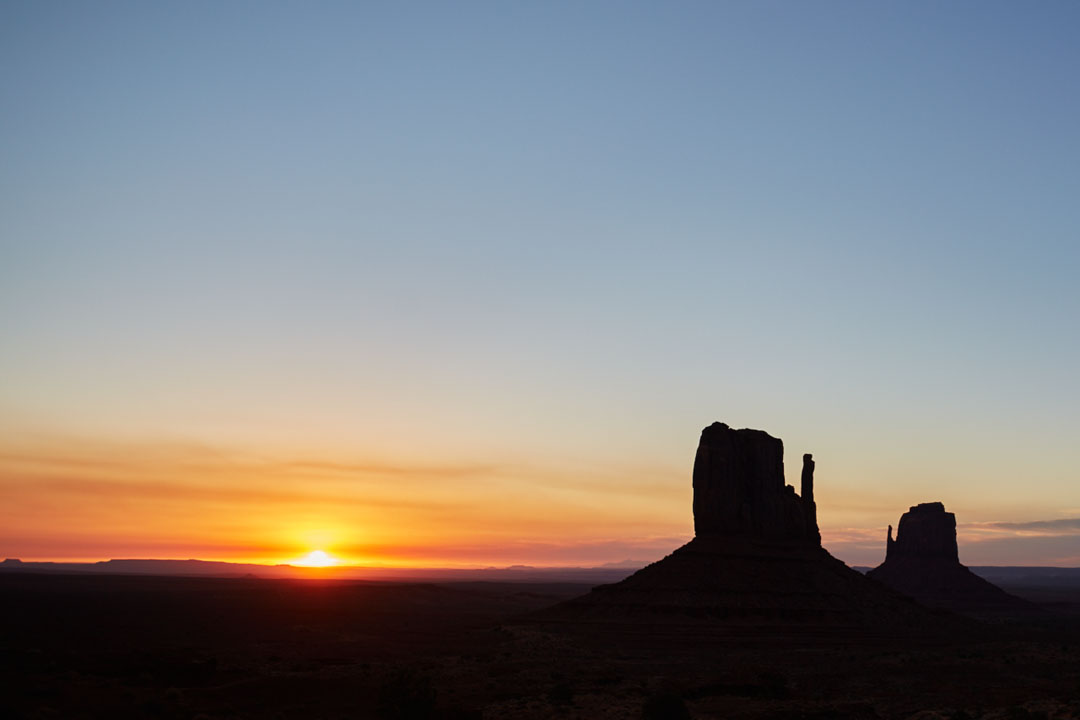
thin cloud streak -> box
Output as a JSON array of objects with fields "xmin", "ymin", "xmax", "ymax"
[
  {"xmin": 3, "ymin": 475, "xmax": 443, "ymax": 511},
  {"xmin": 0, "ymin": 439, "xmax": 687, "ymax": 502},
  {"xmin": 0, "ymin": 449, "xmax": 504, "ymax": 483},
  {"xmin": 971, "ymin": 518, "xmax": 1080, "ymax": 532},
  {"xmin": 339, "ymin": 536, "xmax": 689, "ymax": 567},
  {"xmin": 961, "ymin": 518, "xmax": 1080, "ymax": 539}
]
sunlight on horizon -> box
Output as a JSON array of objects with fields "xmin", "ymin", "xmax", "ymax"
[{"xmin": 291, "ymin": 550, "xmax": 339, "ymax": 568}]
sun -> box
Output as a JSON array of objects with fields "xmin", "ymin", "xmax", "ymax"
[{"xmin": 293, "ymin": 550, "xmax": 338, "ymax": 567}]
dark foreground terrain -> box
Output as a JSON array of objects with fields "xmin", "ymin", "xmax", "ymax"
[{"xmin": 2, "ymin": 573, "xmax": 1079, "ymax": 719}]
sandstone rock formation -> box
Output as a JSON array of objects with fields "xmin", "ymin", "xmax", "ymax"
[
  {"xmin": 692, "ymin": 423, "xmax": 819, "ymax": 544},
  {"xmin": 539, "ymin": 422, "xmax": 958, "ymax": 632},
  {"xmin": 868, "ymin": 502, "xmax": 1033, "ymax": 618},
  {"xmin": 885, "ymin": 502, "xmax": 959, "ymax": 562}
]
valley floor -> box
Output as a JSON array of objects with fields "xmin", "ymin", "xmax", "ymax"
[{"xmin": 1, "ymin": 573, "xmax": 1079, "ymax": 719}]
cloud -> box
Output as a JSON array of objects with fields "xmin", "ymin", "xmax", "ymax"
[
  {"xmin": 958, "ymin": 534, "xmax": 1080, "ymax": 567},
  {"xmin": 821, "ymin": 526, "xmax": 885, "ymax": 545},
  {"xmin": 961, "ymin": 518, "xmax": 1080, "ymax": 538},
  {"xmin": 0, "ymin": 448, "xmax": 504, "ymax": 484},
  {"xmin": 819, "ymin": 526, "xmax": 890, "ymax": 567},
  {"xmin": 0, "ymin": 438, "xmax": 685, "ymax": 502},
  {"xmin": 975, "ymin": 518, "xmax": 1080, "ymax": 532},
  {"xmin": 338, "ymin": 535, "xmax": 690, "ymax": 566},
  {"xmin": 3, "ymin": 475, "xmax": 442, "ymax": 510}
]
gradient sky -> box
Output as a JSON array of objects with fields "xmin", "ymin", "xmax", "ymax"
[{"xmin": 2, "ymin": 2, "xmax": 1079, "ymax": 568}]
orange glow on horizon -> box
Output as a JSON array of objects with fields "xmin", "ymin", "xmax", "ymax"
[
  {"xmin": 291, "ymin": 550, "xmax": 338, "ymax": 567},
  {"xmin": 3, "ymin": 432, "xmax": 1078, "ymax": 569},
  {"xmin": 0, "ymin": 434, "xmax": 694, "ymax": 567}
]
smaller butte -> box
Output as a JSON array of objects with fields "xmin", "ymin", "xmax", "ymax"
[{"xmin": 867, "ymin": 502, "xmax": 1034, "ymax": 619}]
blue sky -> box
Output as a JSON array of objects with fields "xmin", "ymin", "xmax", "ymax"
[{"xmin": 2, "ymin": 2, "xmax": 1079, "ymax": 565}]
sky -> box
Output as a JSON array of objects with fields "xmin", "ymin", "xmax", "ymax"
[{"xmin": 2, "ymin": 1, "xmax": 1079, "ymax": 568}]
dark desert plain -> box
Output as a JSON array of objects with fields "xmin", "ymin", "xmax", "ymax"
[
  {"xmin": 4, "ymin": 2, "xmax": 1080, "ymax": 719},
  {"xmin": 1, "ymin": 570, "xmax": 1079, "ymax": 720}
]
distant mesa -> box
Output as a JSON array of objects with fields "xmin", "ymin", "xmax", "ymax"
[
  {"xmin": 539, "ymin": 422, "xmax": 949, "ymax": 630},
  {"xmin": 867, "ymin": 502, "xmax": 1034, "ymax": 618}
]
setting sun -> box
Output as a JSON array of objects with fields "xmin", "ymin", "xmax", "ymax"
[{"xmin": 293, "ymin": 550, "xmax": 338, "ymax": 568}]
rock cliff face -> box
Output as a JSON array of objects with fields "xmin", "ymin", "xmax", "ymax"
[
  {"xmin": 885, "ymin": 502, "xmax": 958, "ymax": 562},
  {"xmin": 869, "ymin": 502, "xmax": 1033, "ymax": 618},
  {"xmin": 692, "ymin": 422, "xmax": 819, "ymax": 544},
  {"xmin": 538, "ymin": 422, "xmax": 956, "ymax": 632}
]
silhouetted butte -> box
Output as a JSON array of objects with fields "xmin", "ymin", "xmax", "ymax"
[
  {"xmin": 868, "ymin": 502, "xmax": 1034, "ymax": 618},
  {"xmin": 541, "ymin": 422, "xmax": 950, "ymax": 630}
]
